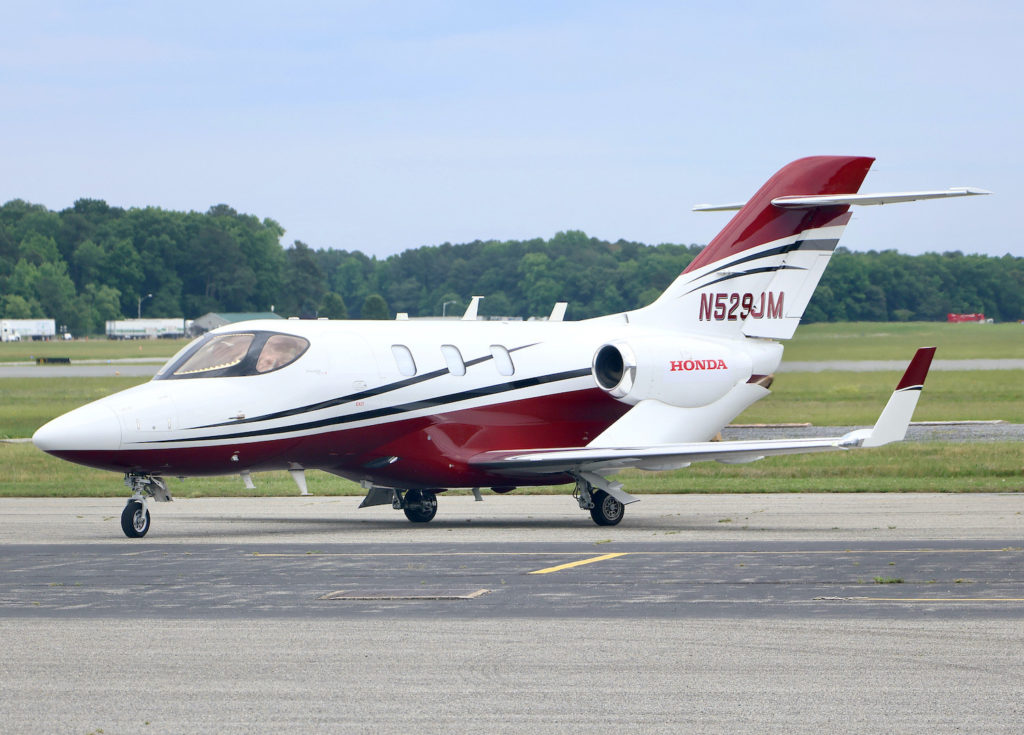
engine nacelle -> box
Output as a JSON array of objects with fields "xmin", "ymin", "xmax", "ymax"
[{"xmin": 592, "ymin": 337, "xmax": 753, "ymax": 408}]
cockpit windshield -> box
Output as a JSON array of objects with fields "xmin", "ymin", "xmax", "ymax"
[{"xmin": 155, "ymin": 331, "xmax": 310, "ymax": 380}]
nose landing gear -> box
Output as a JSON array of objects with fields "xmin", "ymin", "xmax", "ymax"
[{"xmin": 120, "ymin": 474, "xmax": 172, "ymax": 538}]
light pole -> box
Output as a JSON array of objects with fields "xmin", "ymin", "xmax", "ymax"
[
  {"xmin": 137, "ymin": 293, "xmax": 153, "ymax": 319},
  {"xmin": 441, "ymin": 300, "xmax": 457, "ymax": 317}
]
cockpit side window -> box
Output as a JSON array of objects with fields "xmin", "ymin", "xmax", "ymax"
[
  {"xmin": 256, "ymin": 334, "xmax": 308, "ymax": 373},
  {"xmin": 157, "ymin": 331, "xmax": 310, "ymax": 380}
]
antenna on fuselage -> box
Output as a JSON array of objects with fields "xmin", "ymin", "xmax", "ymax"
[{"xmin": 462, "ymin": 296, "xmax": 483, "ymax": 321}]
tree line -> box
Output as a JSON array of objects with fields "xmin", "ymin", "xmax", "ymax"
[{"xmin": 1, "ymin": 197, "xmax": 1020, "ymax": 334}]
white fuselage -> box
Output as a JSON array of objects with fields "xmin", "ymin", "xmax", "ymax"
[{"xmin": 32, "ymin": 315, "xmax": 783, "ymax": 489}]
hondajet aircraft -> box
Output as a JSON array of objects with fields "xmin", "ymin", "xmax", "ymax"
[{"xmin": 33, "ymin": 156, "xmax": 987, "ymax": 537}]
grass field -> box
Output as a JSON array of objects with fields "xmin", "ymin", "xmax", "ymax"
[
  {"xmin": 1, "ymin": 440, "xmax": 1019, "ymax": 497},
  {"xmin": 742, "ymin": 369, "xmax": 1023, "ymax": 425},
  {"xmin": 0, "ymin": 338, "xmax": 189, "ymax": 363},
  {"xmin": 1, "ymin": 377, "xmax": 149, "ymax": 439},
  {"xmin": 782, "ymin": 321, "xmax": 1024, "ymax": 361}
]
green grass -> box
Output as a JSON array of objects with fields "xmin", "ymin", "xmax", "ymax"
[
  {"xmin": 783, "ymin": 322, "xmax": 1024, "ymax": 361},
  {"xmin": 738, "ymin": 369, "xmax": 1024, "ymax": 424},
  {"xmin": 2, "ymin": 440, "xmax": 1019, "ymax": 497},
  {"xmin": 0, "ymin": 377, "xmax": 149, "ymax": 439},
  {"xmin": 616, "ymin": 442, "xmax": 1023, "ymax": 493},
  {"xmin": 0, "ymin": 338, "xmax": 189, "ymax": 363}
]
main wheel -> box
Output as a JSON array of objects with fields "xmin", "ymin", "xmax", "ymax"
[
  {"xmin": 403, "ymin": 489, "xmax": 438, "ymax": 523},
  {"xmin": 589, "ymin": 490, "xmax": 624, "ymax": 526},
  {"xmin": 121, "ymin": 500, "xmax": 150, "ymax": 538}
]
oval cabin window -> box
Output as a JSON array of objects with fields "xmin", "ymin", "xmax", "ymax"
[
  {"xmin": 490, "ymin": 345, "xmax": 515, "ymax": 376},
  {"xmin": 391, "ymin": 345, "xmax": 417, "ymax": 376},
  {"xmin": 441, "ymin": 344, "xmax": 466, "ymax": 376}
]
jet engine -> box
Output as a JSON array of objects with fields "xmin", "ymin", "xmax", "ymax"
[{"xmin": 592, "ymin": 337, "xmax": 753, "ymax": 408}]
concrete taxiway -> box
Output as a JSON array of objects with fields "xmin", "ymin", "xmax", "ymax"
[{"xmin": 2, "ymin": 494, "xmax": 1022, "ymax": 733}]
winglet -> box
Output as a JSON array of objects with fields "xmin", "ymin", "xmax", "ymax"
[
  {"xmin": 861, "ymin": 347, "xmax": 936, "ymax": 448},
  {"xmin": 896, "ymin": 346, "xmax": 936, "ymax": 390}
]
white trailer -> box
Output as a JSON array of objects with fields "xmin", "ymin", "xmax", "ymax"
[
  {"xmin": 1, "ymin": 319, "xmax": 57, "ymax": 342},
  {"xmin": 105, "ymin": 318, "xmax": 192, "ymax": 340}
]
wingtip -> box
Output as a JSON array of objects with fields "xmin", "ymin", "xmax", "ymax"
[{"xmin": 896, "ymin": 347, "xmax": 937, "ymax": 390}]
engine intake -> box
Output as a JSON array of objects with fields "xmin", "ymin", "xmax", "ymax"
[{"xmin": 591, "ymin": 337, "xmax": 752, "ymax": 408}]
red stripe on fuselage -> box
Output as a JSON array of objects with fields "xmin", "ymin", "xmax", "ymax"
[{"xmin": 47, "ymin": 388, "xmax": 631, "ymax": 488}]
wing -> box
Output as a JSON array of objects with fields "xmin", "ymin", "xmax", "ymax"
[{"xmin": 470, "ymin": 347, "xmax": 936, "ymax": 477}]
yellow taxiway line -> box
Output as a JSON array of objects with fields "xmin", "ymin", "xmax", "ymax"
[
  {"xmin": 528, "ymin": 552, "xmax": 628, "ymax": 575},
  {"xmin": 249, "ymin": 548, "xmax": 1020, "ymax": 558}
]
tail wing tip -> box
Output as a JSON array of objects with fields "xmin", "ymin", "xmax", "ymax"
[{"xmin": 897, "ymin": 346, "xmax": 937, "ymax": 390}]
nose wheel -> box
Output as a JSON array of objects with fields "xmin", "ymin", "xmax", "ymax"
[
  {"xmin": 119, "ymin": 474, "xmax": 171, "ymax": 538},
  {"xmin": 121, "ymin": 499, "xmax": 151, "ymax": 538}
]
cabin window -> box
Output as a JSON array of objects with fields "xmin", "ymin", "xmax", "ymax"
[
  {"xmin": 391, "ymin": 344, "xmax": 417, "ymax": 376},
  {"xmin": 490, "ymin": 345, "xmax": 515, "ymax": 376},
  {"xmin": 441, "ymin": 344, "xmax": 466, "ymax": 376}
]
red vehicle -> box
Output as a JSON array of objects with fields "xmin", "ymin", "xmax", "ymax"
[{"xmin": 947, "ymin": 313, "xmax": 986, "ymax": 322}]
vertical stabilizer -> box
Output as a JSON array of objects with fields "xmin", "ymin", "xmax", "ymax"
[{"xmin": 634, "ymin": 156, "xmax": 874, "ymax": 338}]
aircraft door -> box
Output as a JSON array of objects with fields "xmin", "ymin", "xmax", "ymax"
[{"xmin": 328, "ymin": 333, "xmax": 382, "ymax": 404}]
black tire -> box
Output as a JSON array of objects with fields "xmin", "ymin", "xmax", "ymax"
[
  {"xmin": 403, "ymin": 489, "xmax": 438, "ymax": 523},
  {"xmin": 121, "ymin": 500, "xmax": 150, "ymax": 538},
  {"xmin": 589, "ymin": 490, "xmax": 625, "ymax": 526}
]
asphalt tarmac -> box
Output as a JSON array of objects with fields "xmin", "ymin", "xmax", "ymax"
[{"xmin": 1, "ymin": 494, "xmax": 1022, "ymax": 733}]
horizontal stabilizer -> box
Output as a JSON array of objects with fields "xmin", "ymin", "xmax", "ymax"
[{"xmin": 694, "ymin": 187, "xmax": 989, "ymax": 212}]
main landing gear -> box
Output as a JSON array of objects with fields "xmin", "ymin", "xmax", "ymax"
[
  {"xmin": 120, "ymin": 474, "xmax": 172, "ymax": 538},
  {"xmin": 358, "ymin": 485, "xmax": 439, "ymax": 523},
  {"xmin": 573, "ymin": 473, "xmax": 636, "ymax": 526},
  {"xmin": 401, "ymin": 489, "xmax": 439, "ymax": 523}
]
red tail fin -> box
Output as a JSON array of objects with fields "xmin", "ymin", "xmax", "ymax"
[{"xmin": 683, "ymin": 156, "xmax": 874, "ymax": 274}]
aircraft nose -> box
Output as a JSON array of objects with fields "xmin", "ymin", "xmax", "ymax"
[{"xmin": 33, "ymin": 402, "xmax": 122, "ymax": 453}]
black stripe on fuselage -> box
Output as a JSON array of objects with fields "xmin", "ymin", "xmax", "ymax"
[
  {"xmin": 141, "ymin": 367, "xmax": 593, "ymax": 445},
  {"xmin": 192, "ymin": 346, "xmax": 534, "ymax": 430}
]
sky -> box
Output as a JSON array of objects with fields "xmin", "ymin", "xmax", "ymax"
[{"xmin": 2, "ymin": 1, "xmax": 1021, "ymax": 258}]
